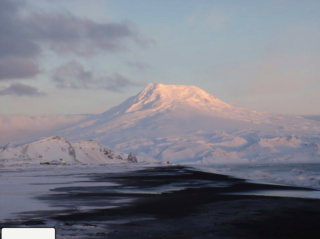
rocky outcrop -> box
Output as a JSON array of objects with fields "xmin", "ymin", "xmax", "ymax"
[{"xmin": 127, "ymin": 152, "xmax": 138, "ymax": 163}]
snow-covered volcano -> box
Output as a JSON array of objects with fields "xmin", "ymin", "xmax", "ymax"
[{"xmin": 57, "ymin": 83, "xmax": 320, "ymax": 163}]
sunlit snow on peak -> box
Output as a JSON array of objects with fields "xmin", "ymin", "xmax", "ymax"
[{"xmin": 125, "ymin": 83, "xmax": 229, "ymax": 113}]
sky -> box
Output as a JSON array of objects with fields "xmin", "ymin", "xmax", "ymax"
[{"xmin": 0, "ymin": 0, "xmax": 320, "ymax": 116}]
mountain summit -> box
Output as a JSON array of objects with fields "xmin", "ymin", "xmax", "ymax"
[
  {"xmin": 59, "ymin": 83, "xmax": 319, "ymax": 163},
  {"xmin": 124, "ymin": 83, "xmax": 230, "ymax": 113},
  {"xmin": 101, "ymin": 83, "xmax": 259, "ymax": 122}
]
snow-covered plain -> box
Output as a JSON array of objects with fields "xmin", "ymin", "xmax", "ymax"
[{"xmin": 195, "ymin": 163, "xmax": 320, "ymax": 191}]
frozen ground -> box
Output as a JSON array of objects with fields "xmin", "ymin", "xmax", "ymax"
[
  {"xmin": 2, "ymin": 165, "xmax": 320, "ymax": 238},
  {"xmin": 194, "ymin": 163, "xmax": 320, "ymax": 191},
  {"xmin": 2, "ymin": 162, "xmax": 320, "ymax": 223},
  {"xmin": 0, "ymin": 164, "xmax": 151, "ymax": 222}
]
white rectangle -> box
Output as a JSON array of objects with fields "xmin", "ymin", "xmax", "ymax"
[{"xmin": 2, "ymin": 228, "xmax": 55, "ymax": 239}]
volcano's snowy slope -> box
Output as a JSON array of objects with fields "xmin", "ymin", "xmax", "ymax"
[{"xmin": 54, "ymin": 83, "xmax": 320, "ymax": 164}]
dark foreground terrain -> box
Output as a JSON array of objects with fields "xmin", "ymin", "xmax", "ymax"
[{"xmin": 2, "ymin": 166, "xmax": 320, "ymax": 238}]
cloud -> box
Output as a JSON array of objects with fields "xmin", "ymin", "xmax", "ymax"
[
  {"xmin": 0, "ymin": 0, "xmax": 41, "ymax": 80},
  {"xmin": 53, "ymin": 61, "xmax": 92, "ymax": 89},
  {"xmin": 0, "ymin": 0, "xmax": 153, "ymax": 80},
  {"xmin": 0, "ymin": 57, "xmax": 40, "ymax": 80},
  {"xmin": 25, "ymin": 14, "xmax": 152, "ymax": 56},
  {"xmin": 104, "ymin": 73, "xmax": 142, "ymax": 92},
  {"xmin": 0, "ymin": 83, "xmax": 46, "ymax": 96},
  {"xmin": 0, "ymin": 0, "xmax": 40, "ymax": 59},
  {"xmin": 125, "ymin": 60, "xmax": 151, "ymax": 72},
  {"xmin": 53, "ymin": 61, "xmax": 143, "ymax": 92},
  {"xmin": 0, "ymin": 114, "xmax": 87, "ymax": 146}
]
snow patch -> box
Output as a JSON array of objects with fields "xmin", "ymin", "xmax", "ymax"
[
  {"xmin": 0, "ymin": 136, "xmax": 146, "ymax": 166},
  {"xmin": 258, "ymin": 135, "xmax": 303, "ymax": 148}
]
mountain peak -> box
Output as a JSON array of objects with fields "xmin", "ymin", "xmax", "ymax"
[
  {"xmin": 139, "ymin": 83, "xmax": 213, "ymax": 99},
  {"xmin": 125, "ymin": 83, "xmax": 229, "ymax": 113},
  {"xmin": 53, "ymin": 82, "xmax": 320, "ymax": 165}
]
